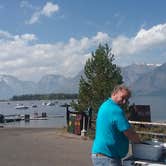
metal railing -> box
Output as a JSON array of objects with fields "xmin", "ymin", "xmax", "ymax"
[{"xmin": 129, "ymin": 120, "xmax": 166, "ymax": 140}]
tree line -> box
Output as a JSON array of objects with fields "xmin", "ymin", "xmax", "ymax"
[{"xmin": 10, "ymin": 93, "xmax": 78, "ymax": 101}]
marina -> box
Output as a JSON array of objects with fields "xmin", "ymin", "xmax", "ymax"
[
  {"xmin": 0, "ymin": 96, "xmax": 166, "ymax": 128},
  {"xmin": 0, "ymin": 113, "xmax": 65, "ymax": 123},
  {"xmin": 0, "ymin": 99, "xmax": 72, "ymax": 128}
]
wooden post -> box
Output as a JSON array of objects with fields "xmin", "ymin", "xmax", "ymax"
[
  {"xmin": 66, "ymin": 104, "xmax": 70, "ymax": 126},
  {"xmin": 24, "ymin": 114, "xmax": 30, "ymax": 122}
]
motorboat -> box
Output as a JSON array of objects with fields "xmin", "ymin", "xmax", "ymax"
[
  {"xmin": 46, "ymin": 101, "xmax": 55, "ymax": 106},
  {"xmin": 31, "ymin": 104, "xmax": 37, "ymax": 108},
  {"xmin": 15, "ymin": 104, "xmax": 29, "ymax": 109},
  {"xmin": 42, "ymin": 102, "xmax": 47, "ymax": 105}
]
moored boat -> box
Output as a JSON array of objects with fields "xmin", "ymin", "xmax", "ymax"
[
  {"xmin": 15, "ymin": 104, "xmax": 29, "ymax": 109},
  {"xmin": 31, "ymin": 104, "xmax": 37, "ymax": 108},
  {"xmin": 46, "ymin": 101, "xmax": 55, "ymax": 106}
]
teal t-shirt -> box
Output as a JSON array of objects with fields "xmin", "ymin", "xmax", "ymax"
[{"xmin": 92, "ymin": 98, "xmax": 131, "ymax": 158}]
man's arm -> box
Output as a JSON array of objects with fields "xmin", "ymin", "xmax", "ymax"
[{"xmin": 124, "ymin": 127, "xmax": 140, "ymax": 143}]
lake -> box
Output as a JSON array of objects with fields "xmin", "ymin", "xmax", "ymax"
[
  {"xmin": 0, "ymin": 99, "xmax": 75, "ymax": 128},
  {"xmin": 0, "ymin": 96, "xmax": 165, "ymax": 128},
  {"xmin": 130, "ymin": 96, "xmax": 166, "ymax": 122}
]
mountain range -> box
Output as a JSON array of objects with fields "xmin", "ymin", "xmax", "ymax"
[
  {"xmin": 129, "ymin": 63, "xmax": 166, "ymax": 96},
  {"xmin": 0, "ymin": 63, "xmax": 165, "ymax": 99}
]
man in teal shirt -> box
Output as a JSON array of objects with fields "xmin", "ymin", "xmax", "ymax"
[{"xmin": 92, "ymin": 85, "xmax": 140, "ymax": 166}]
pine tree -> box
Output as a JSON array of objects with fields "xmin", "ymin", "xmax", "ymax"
[{"xmin": 74, "ymin": 44, "xmax": 123, "ymax": 118}]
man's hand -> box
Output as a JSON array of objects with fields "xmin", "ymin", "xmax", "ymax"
[{"xmin": 124, "ymin": 127, "xmax": 140, "ymax": 143}]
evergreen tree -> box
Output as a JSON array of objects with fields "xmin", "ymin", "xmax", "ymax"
[{"xmin": 74, "ymin": 44, "xmax": 123, "ymax": 118}]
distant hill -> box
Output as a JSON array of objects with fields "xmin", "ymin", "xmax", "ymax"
[
  {"xmin": 0, "ymin": 75, "xmax": 37, "ymax": 99},
  {"xmin": 0, "ymin": 73, "xmax": 80, "ymax": 99},
  {"xmin": 121, "ymin": 64, "xmax": 157, "ymax": 86},
  {"xmin": 37, "ymin": 74, "xmax": 79, "ymax": 94},
  {"xmin": 130, "ymin": 63, "xmax": 166, "ymax": 96},
  {"xmin": 0, "ymin": 63, "xmax": 165, "ymax": 99}
]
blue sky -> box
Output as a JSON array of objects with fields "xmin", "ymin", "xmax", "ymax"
[{"xmin": 0, "ymin": 0, "xmax": 166, "ymax": 81}]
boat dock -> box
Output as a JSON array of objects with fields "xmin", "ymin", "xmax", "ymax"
[
  {"xmin": 0, "ymin": 114, "xmax": 22, "ymax": 123},
  {"xmin": 0, "ymin": 113, "xmax": 64, "ymax": 124}
]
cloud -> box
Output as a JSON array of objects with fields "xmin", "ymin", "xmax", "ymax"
[
  {"xmin": 26, "ymin": 2, "xmax": 59, "ymax": 24},
  {"xmin": 20, "ymin": 34, "xmax": 37, "ymax": 41},
  {"xmin": 26, "ymin": 12, "xmax": 41, "ymax": 24},
  {"xmin": 41, "ymin": 2, "xmax": 59, "ymax": 16},
  {"xmin": 1, "ymin": 23, "xmax": 166, "ymax": 81},
  {"xmin": 20, "ymin": 0, "xmax": 34, "ymax": 9},
  {"xmin": 112, "ymin": 23, "xmax": 166, "ymax": 56},
  {"xmin": 0, "ymin": 30, "xmax": 12, "ymax": 39},
  {"xmin": 0, "ymin": 31, "xmax": 110, "ymax": 81}
]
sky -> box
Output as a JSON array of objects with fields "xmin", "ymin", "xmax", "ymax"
[{"xmin": 0, "ymin": 0, "xmax": 166, "ymax": 82}]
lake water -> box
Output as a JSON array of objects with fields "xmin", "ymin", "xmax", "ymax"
[
  {"xmin": 0, "ymin": 99, "xmax": 75, "ymax": 128},
  {"xmin": 0, "ymin": 96, "xmax": 165, "ymax": 128},
  {"xmin": 130, "ymin": 96, "xmax": 166, "ymax": 122}
]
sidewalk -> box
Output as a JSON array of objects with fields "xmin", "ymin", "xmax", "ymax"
[{"xmin": 0, "ymin": 128, "xmax": 92, "ymax": 166}]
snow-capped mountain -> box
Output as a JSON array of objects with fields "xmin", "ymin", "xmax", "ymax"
[
  {"xmin": 0, "ymin": 63, "xmax": 165, "ymax": 99},
  {"xmin": 121, "ymin": 63, "xmax": 158, "ymax": 86},
  {"xmin": 0, "ymin": 75, "xmax": 37, "ymax": 99}
]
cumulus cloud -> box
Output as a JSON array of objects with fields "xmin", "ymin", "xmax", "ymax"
[
  {"xmin": 112, "ymin": 23, "xmax": 166, "ymax": 56},
  {"xmin": 0, "ymin": 31, "xmax": 110, "ymax": 81},
  {"xmin": 41, "ymin": 2, "xmax": 59, "ymax": 16},
  {"xmin": 26, "ymin": 2, "xmax": 59, "ymax": 24},
  {"xmin": 0, "ymin": 30, "xmax": 13, "ymax": 39},
  {"xmin": 1, "ymin": 23, "xmax": 166, "ymax": 81}
]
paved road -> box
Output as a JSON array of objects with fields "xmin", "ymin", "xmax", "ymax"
[{"xmin": 0, "ymin": 128, "xmax": 92, "ymax": 166}]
